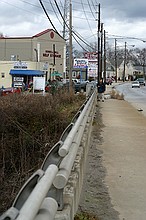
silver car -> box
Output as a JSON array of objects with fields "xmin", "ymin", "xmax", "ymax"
[
  {"xmin": 132, "ymin": 81, "xmax": 140, "ymax": 88},
  {"xmin": 136, "ymin": 78, "xmax": 145, "ymax": 86}
]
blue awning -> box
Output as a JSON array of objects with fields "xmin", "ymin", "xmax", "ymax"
[{"xmin": 9, "ymin": 69, "xmax": 45, "ymax": 76}]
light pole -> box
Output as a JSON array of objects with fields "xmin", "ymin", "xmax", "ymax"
[
  {"xmin": 123, "ymin": 42, "xmax": 135, "ymax": 81},
  {"xmin": 34, "ymin": 48, "xmax": 38, "ymax": 62},
  {"xmin": 114, "ymin": 41, "xmax": 135, "ymax": 82}
]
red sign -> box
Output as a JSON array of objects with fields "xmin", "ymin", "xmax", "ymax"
[{"xmin": 84, "ymin": 52, "xmax": 98, "ymax": 60}]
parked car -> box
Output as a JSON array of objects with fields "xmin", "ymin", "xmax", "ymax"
[
  {"xmin": 0, "ymin": 87, "xmax": 21, "ymax": 96},
  {"xmin": 106, "ymin": 77, "xmax": 113, "ymax": 85},
  {"xmin": 131, "ymin": 81, "xmax": 140, "ymax": 88},
  {"xmin": 136, "ymin": 78, "xmax": 145, "ymax": 86},
  {"xmin": 74, "ymin": 80, "xmax": 88, "ymax": 93}
]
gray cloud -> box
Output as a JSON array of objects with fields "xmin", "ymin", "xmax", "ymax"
[
  {"xmin": 101, "ymin": 0, "xmax": 146, "ymax": 21},
  {"xmin": 0, "ymin": 0, "xmax": 145, "ymax": 48}
]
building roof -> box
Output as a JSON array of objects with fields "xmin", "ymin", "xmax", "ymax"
[
  {"xmin": 0, "ymin": 29, "xmax": 64, "ymax": 40},
  {"xmin": 32, "ymin": 29, "xmax": 53, "ymax": 38}
]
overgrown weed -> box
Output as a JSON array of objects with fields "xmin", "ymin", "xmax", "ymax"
[{"xmin": 0, "ymin": 91, "xmax": 85, "ymax": 213}]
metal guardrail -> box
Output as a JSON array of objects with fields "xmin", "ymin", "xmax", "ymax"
[{"xmin": 0, "ymin": 84, "xmax": 96, "ymax": 220}]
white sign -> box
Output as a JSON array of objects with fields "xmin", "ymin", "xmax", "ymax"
[
  {"xmin": 14, "ymin": 82, "xmax": 23, "ymax": 87},
  {"xmin": 14, "ymin": 61, "xmax": 27, "ymax": 69},
  {"xmin": 88, "ymin": 60, "xmax": 97, "ymax": 78},
  {"xmin": 73, "ymin": 59, "xmax": 88, "ymax": 68},
  {"xmin": 33, "ymin": 77, "xmax": 45, "ymax": 94},
  {"xmin": 13, "ymin": 77, "xmax": 24, "ymax": 82}
]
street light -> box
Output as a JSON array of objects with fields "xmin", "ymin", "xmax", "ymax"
[
  {"xmin": 123, "ymin": 42, "xmax": 135, "ymax": 82},
  {"xmin": 114, "ymin": 41, "xmax": 135, "ymax": 82},
  {"xmin": 34, "ymin": 48, "xmax": 38, "ymax": 62}
]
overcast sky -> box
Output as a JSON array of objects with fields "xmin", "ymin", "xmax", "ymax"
[{"xmin": 0, "ymin": 0, "xmax": 146, "ymax": 50}]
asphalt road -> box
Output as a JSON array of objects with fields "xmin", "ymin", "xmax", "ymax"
[{"xmin": 115, "ymin": 82, "xmax": 146, "ymax": 117}]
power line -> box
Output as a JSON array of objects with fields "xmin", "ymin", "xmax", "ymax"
[
  {"xmin": 107, "ymin": 34, "xmax": 146, "ymax": 43},
  {"xmin": 87, "ymin": 0, "xmax": 96, "ymax": 20},
  {"xmin": 80, "ymin": 0, "xmax": 96, "ymax": 40},
  {"xmin": 54, "ymin": 0, "xmax": 95, "ymax": 50},
  {"xmin": 39, "ymin": 0, "xmax": 59, "ymax": 35},
  {"xmin": 48, "ymin": 0, "xmax": 63, "ymax": 27},
  {"xmin": 90, "ymin": 0, "xmax": 98, "ymax": 11}
]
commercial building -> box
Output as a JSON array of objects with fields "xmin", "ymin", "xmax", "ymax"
[{"xmin": 0, "ymin": 29, "xmax": 66, "ymax": 88}]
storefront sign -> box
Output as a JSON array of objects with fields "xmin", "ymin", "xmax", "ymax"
[
  {"xmin": 13, "ymin": 61, "xmax": 27, "ymax": 69},
  {"xmin": 88, "ymin": 61, "xmax": 97, "ymax": 78},
  {"xmin": 13, "ymin": 77, "xmax": 24, "ymax": 81},
  {"xmin": 43, "ymin": 50, "xmax": 61, "ymax": 58},
  {"xmin": 84, "ymin": 52, "xmax": 98, "ymax": 60},
  {"xmin": 73, "ymin": 59, "xmax": 88, "ymax": 68},
  {"xmin": 13, "ymin": 77, "xmax": 24, "ymax": 88}
]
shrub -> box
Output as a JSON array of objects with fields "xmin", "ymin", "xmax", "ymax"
[{"xmin": 0, "ymin": 91, "xmax": 85, "ymax": 213}]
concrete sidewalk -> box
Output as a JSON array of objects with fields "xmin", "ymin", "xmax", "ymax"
[{"xmin": 99, "ymin": 98, "xmax": 146, "ymax": 220}]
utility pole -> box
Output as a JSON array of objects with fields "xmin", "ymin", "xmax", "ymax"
[
  {"xmin": 103, "ymin": 30, "xmax": 106, "ymax": 82},
  {"xmin": 100, "ymin": 23, "xmax": 103, "ymax": 80},
  {"xmin": 63, "ymin": 0, "xmax": 70, "ymax": 80},
  {"xmin": 63, "ymin": 0, "xmax": 69, "ymax": 39},
  {"xmin": 115, "ymin": 39, "xmax": 117, "ymax": 82},
  {"xmin": 69, "ymin": 0, "xmax": 73, "ymax": 93},
  {"xmin": 123, "ymin": 42, "xmax": 127, "ymax": 82},
  {"xmin": 97, "ymin": 3, "xmax": 101, "ymax": 83}
]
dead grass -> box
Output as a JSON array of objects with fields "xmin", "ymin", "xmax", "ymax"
[
  {"xmin": 110, "ymin": 89, "xmax": 124, "ymax": 100},
  {"xmin": 0, "ymin": 91, "xmax": 86, "ymax": 213},
  {"xmin": 75, "ymin": 212, "xmax": 100, "ymax": 220}
]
